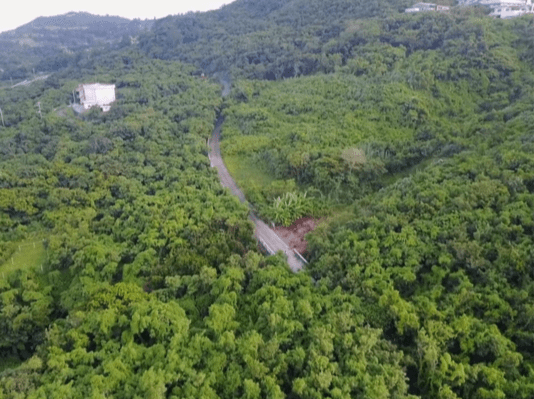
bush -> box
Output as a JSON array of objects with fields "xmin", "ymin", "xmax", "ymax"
[{"xmin": 261, "ymin": 191, "xmax": 311, "ymax": 226}]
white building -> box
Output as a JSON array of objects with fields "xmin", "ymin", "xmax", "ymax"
[
  {"xmin": 405, "ymin": 3, "xmax": 450, "ymax": 12},
  {"xmin": 76, "ymin": 83, "xmax": 116, "ymax": 112},
  {"xmin": 489, "ymin": 0, "xmax": 533, "ymax": 18},
  {"xmin": 457, "ymin": 0, "xmax": 533, "ymax": 18}
]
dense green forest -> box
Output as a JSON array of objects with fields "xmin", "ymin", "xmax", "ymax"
[
  {"xmin": 217, "ymin": 10, "xmax": 534, "ymax": 399},
  {"xmin": 0, "ymin": 50, "xmax": 412, "ymax": 398},
  {"xmin": 138, "ymin": 0, "xmax": 421, "ymax": 78},
  {"xmin": 2, "ymin": 0, "xmax": 534, "ymax": 397}
]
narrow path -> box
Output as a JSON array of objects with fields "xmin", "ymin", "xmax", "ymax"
[
  {"xmin": 209, "ymin": 117, "xmax": 305, "ymax": 272},
  {"xmin": 10, "ymin": 74, "xmax": 50, "ymax": 88}
]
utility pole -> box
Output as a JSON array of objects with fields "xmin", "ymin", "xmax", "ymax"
[
  {"xmin": 37, "ymin": 102, "xmax": 42, "ymax": 119},
  {"xmin": 0, "ymin": 107, "xmax": 4, "ymax": 127}
]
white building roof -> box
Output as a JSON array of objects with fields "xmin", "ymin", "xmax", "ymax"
[
  {"xmin": 459, "ymin": 0, "xmax": 528, "ymax": 5},
  {"xmin": 77, "ymin": 83, "xmax": 116, "ymax": 111}
]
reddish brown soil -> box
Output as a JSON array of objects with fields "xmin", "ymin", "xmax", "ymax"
[{"xmin": 273, "ymin": 217, "xmax": 321, "ymax": 255}]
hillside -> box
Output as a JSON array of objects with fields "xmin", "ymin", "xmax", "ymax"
[
  {"xmin": 1, "ymin": 1, "xmax": 534, "ymax": 398},
  {"xmin": 0, "ymin": 12, "xmax": 152, "ymax": 81},
  {"xmin": 218, "ymin": 10, "xmax": 534, "ymax": 398},
  {"xmin": 138, "ymin": 0, "xmax": 422, "ymax": 78}
]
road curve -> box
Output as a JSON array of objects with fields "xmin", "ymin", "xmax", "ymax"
[{"xmin": 209, "ymin": 117, "xmax": 305, "ymax": 272}]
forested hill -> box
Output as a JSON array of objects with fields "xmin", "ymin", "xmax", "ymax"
[
  {"xmin": 2, "ymin": 0, "xmax": 534, "ymax": 398},
  {"xmin": 214, "ymin": 8, "xmax": 534, "ymax": 398},
  {"xmin": 0, "ymin": 12, "xmax": 152, "ymax": 81},
  {"xmin": 138, "ymin": 0, "xmax": 431, "ymax": 77},
  {"xmin": 13, "ymin": 12, "xmax": 131, "ymax": 32}
]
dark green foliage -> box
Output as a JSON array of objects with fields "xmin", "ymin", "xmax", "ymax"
[
  {"xmin": 137, "ymin": 0, "xmax": 417, "ymax": 79},
  {"xmin": 220, "ymin": 12, "xmax": 534, "ymax": 211},
  {"xmin": 0, "ymin": 12, "xmax": 152, "ymax": 81}
]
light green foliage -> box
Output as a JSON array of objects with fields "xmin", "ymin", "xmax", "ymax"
[
  {"xmin": 224, "ymin": 155, "xmax": 275, "ymax": 188},
  {"xmin": 0, "ymin": 270, "xmax": 54, "ymax": 362},
  {"xmin": 307, "ymin": 81, "xmax": 534, "ymax": 398},
  {"xmin": 2, "ymin": 2, "xmax": 534, "ymax": 398},
  {"xmin": 0, "ymin": 239, "xmax": 46, "ymax": 276},
  {"xmin": 0, "ymin": 53, "xmax": 249, "ymax": 384},
  {"xmin": 261, "ymin": 191, "xmax": 311, "ymax": 226},
  {"xmin": 0, "ymin": 46, "xmax": 415, "ymax": 399},
  {"xmin": 0, "ymin": 258, "xmax": 415, "ymax": 398},
  {"xmin": 221, "ymin": 69, "xmax": 476, "ymax": 206}
]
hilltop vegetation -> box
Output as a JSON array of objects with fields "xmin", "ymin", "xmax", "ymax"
[
  {"xmin": 0, "ymin": 12, "xmax": 152, "ymax": 81},
  {"xmin": 1, "ymin": 0, "xmax": 534, "ymax": 398},
  {"xmin": 138, "ymin": 0, "xmax": 420, "ymax": 78},
  {"xmin": 220, "ymin": 10, "xmax": 528, "ymax": 216}
]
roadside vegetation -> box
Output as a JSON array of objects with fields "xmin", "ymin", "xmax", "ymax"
[
  {"xmin": 221, "ymin": 11, "xmax": 530, "ymax": 225},
  {"xmin": 1, "ymin": 0, "xmax": 534, "ymax": 397},
  {"xmin": 219, "ymin": 10, "xmax": 534, "ymax": 398},
  {"xmin": 0, "ymin": 50, "xmax": 412, "ymax": 398}
]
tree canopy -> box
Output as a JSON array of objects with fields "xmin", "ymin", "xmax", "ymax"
[{"xmin": 2, "ymin": 1, "xmax": 534, "ymax": 398}]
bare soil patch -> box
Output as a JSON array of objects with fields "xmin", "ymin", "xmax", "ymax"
[{"xmin": 273, "ymin": 217, "xmax": 321, "ymax": 255}]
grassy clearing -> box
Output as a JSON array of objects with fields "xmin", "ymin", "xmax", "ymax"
[
  {"xmin": 224, "ymin": 154, "xmax": 275, "ymax": 191},
  {"xmin": 1, "ymin": 239, "xmax": 46, "ymax": 276}
]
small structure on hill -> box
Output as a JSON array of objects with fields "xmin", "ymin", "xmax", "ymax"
[
  {"xmin": 75, "ymin": 83, "xmax": 116, "ymax": 112},
  {"xmin": 458, "ymin": 0, "xmax": 533, "ymax": 18},
  {"xmin": 405, "ymin": 2, "xmax": 450, "ymax": 12}
]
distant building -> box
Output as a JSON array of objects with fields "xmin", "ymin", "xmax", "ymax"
[
  {"xmin": 76, "ymin": 83, "xmax": 116, "ymax": 112},
  {"xmin": 457, "ymin": 0, "xmax": 534, "ymax": 18},
  {"xmin": 405, "ymin": 2, "xmax": 450, "ymax": 12}
]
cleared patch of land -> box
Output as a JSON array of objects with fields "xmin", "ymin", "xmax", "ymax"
[
  {"xmin": 273, "ymin": 217, "xmax": 322, "ymax": 255},
  {"xmin": 1, "ymin": 239, "xmax": 46, "ymax": 276},
  {"xmin": 224, "ymin": 155, "xmax": 275, "ymax": 189}
]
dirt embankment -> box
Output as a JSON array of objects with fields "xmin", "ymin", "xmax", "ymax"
[{"xmin": 273, "ymin": 217, "xmax": 321, "ymax": 255}]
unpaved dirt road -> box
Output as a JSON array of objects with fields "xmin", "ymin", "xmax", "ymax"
[{"xmin": 209, "ymin": 117, "xmax": 305, "ymax": 272}]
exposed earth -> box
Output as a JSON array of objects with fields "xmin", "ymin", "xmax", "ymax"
[{"xmin": 273, "ymin": 217, "xmax": 321, "ymax": 255}]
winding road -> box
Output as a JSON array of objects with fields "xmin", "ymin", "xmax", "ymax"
[{"xmin": 209, "ymin": 117, "xmax": 306, "ymax": 272}]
